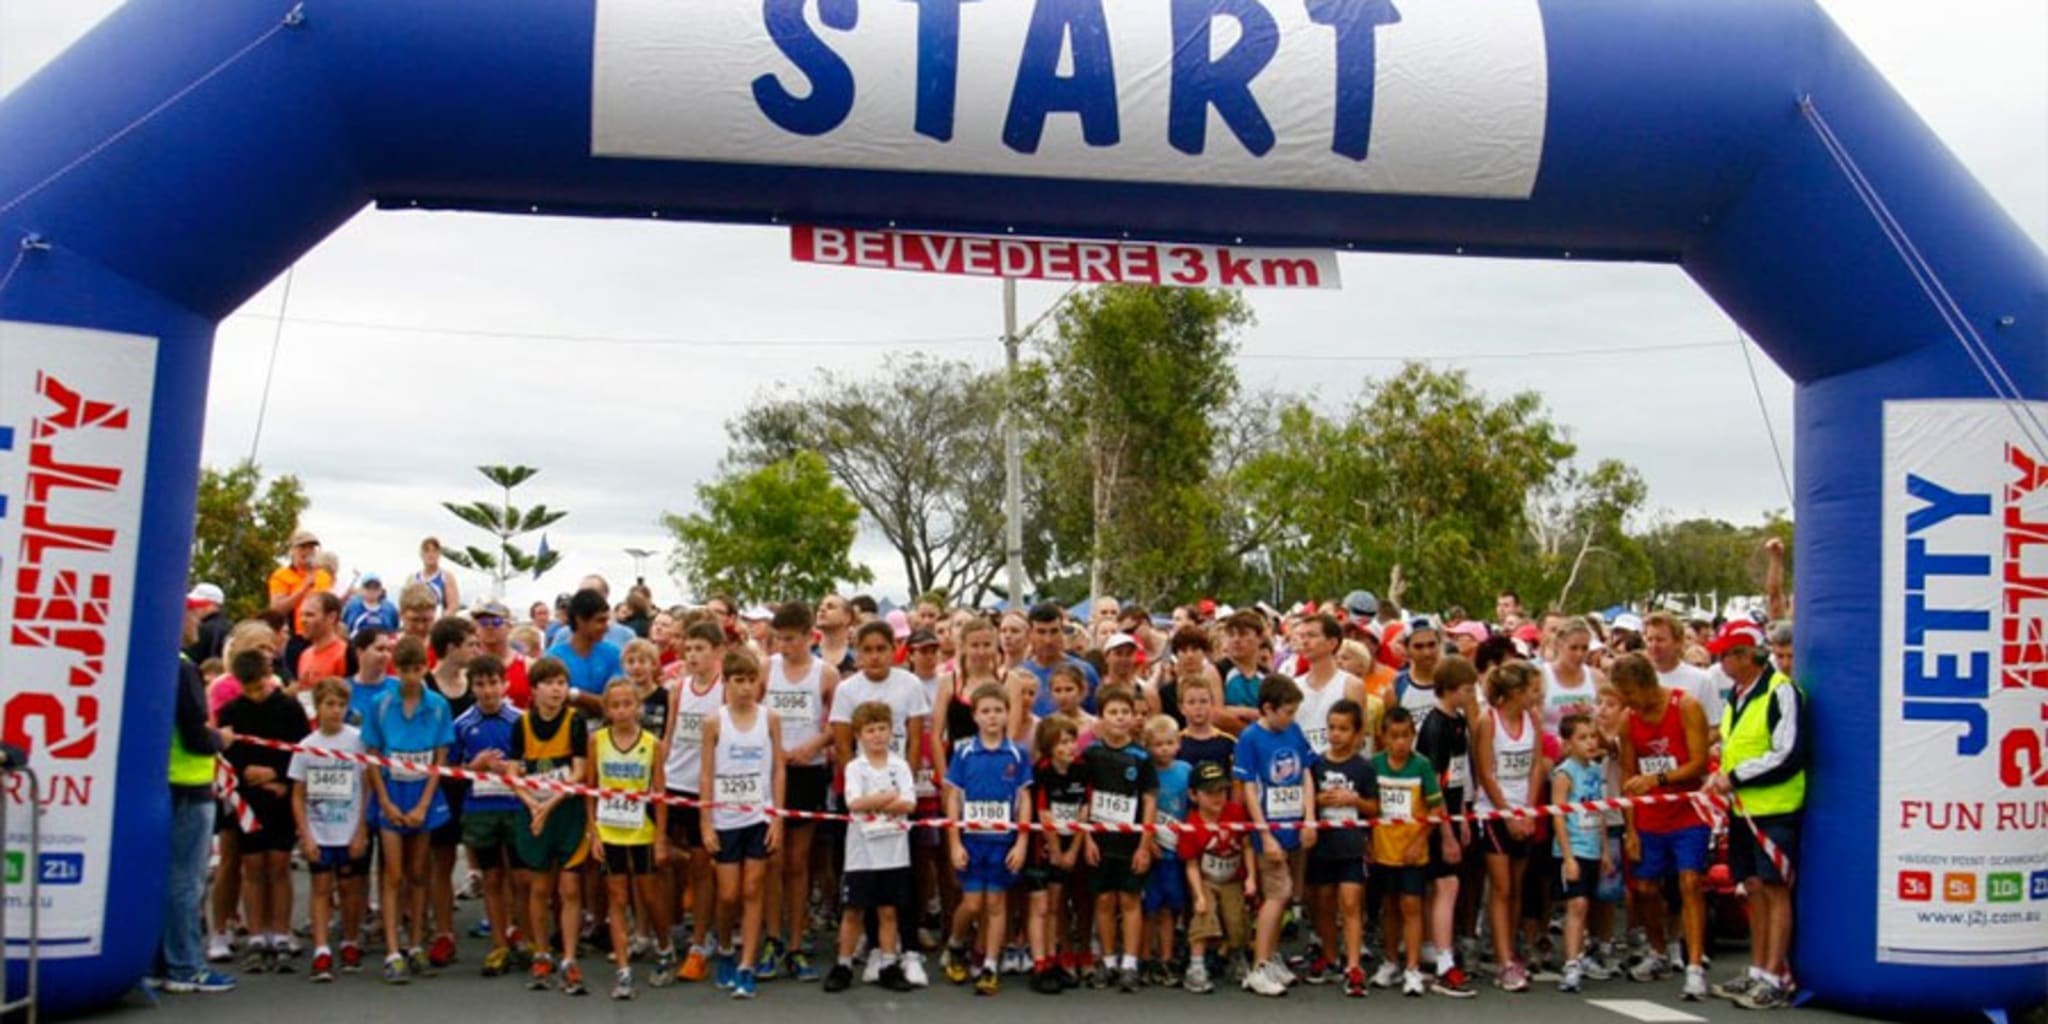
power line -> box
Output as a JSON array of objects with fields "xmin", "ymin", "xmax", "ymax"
[{"xmin": 226, "ymin": 311, "xmax": 997, "ymax": 350}]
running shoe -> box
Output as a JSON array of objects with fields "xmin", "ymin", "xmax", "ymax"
[
  {"xmin": 482, "ymin": 946, "xmax": 512, "ymax": 977},
  {"xmin": 1735, "ymin": 981, "xmax": 1790, "ymax": 1010},
  {"xmin": 942, "ymin": 946, "xmax": 971, "ymax": 985},
  {"xmin": 310, "ymin": 950, "xmax": 334, "ymax": 983},
  {"xmin": 1117, "ymin": 966, "xmax": 1140, "ymax": 993},
  {"xmin": 1183, "ymin": 961, "xmax": 1214, "ymax": 994},
  {"xmin": 1682, "ymin": 964, "xmax": 1708, "ymax": 1002},
  {"xmin": 269, "ymin": 948, "xmax": 294, "ymax": 974},
  {"xmin": 561, "ymin": 960, "xmax": 588, "ymax": 996},
  {"xmin": 878, "ymin": 962, "xmax": 914, "ymax": 993},
  {"xmin": 650, "ymin": 948, "xmax": 677, "ymax": 988},
  {"xmin": 678, "ymin": 946, "xmax": 709, "ymax": 982},
  {"xmin": 406, "ymin": 946, "xmax": 432, "ymax": 978},
  {"xmin": 1302, "ymin": 954, "xmax": 1336, "ymax": 985},
  {"xmin": 1030, "ymin": 965, "xmax": 1065, "ymax": 995},
  {"xmin": 206, "ymin": 932, "xmax": 234, "ymax": 963},
  {"xmin": 823, "ymin": 963, "xmax": 853, "ymax": 992},
  {"xmin": 1628, "ymin": 953, "xmax": 1670, "ymax": 983},
  {"xmin": 901, "ymin": 951, "xmax": 930, "ymax": 987},
  {"xmin": 1271, "ymin": 956, "xmax": 1299, "ymax": 987},
  {"xmin": 1401, "ymin": 969, "xmax": 1427, "ymax": 997},
  {"xmin": 339, "ymin": 942, "xmax": 363, "ymax": 974},
  {"xmin": 715, "ymin": 950, "xmax": 738, "ymax": 990},
  {"xmin": 428, "ymin": 932, "xmax": 458, "ymax": 968},
  {"xmin": 1713, "ymin": 972, "xmax": 1761, "ymax": 1001},
  {"xmin": 162, "ymin": 969, "xmax": 238, "ymax": 994},
  {"xmin": 611, "ymin": 967, "xmax": 636, "ymax": 1001},
  {"xmin": 1371, "ymin": 961, "xmax": 1402, "ymax": 989},
  {"xmin": 1242, "ymin": 960, "xmax": 1287, "ymax": 997},
  {"xmin": 528, "ymin": 952, "xmax": 556, "ymax": 991},
  {"xmin": 1559, "ymin": 959, "xmax": 1584, "ymax": 994},
  {"xmin": 1498, "ymin": 960, "xmax": 1530, "ymax": 992},
  {"xmin": 786, "ymin": 948, "xmax": 819, "ymax": 982},
  {"xmin": 975, "ymin": 966, "xmax": 1000, "ymax": 996},
  {"xmin": 1089, "ymin": 963, "xmax": 1115, "ymax": 989},
  {"xmin": 1431, "ymin": 965, "xmax": 1477, "ymax": 998},
  {"xmin": 757, "ymin": 938, "xmax": 783, "ymax": 980},
  {"xmin": 733, "ymin": 967, "xmax": 759, "ymax": 1000},
  {"xmin": 1345, "ymin": 965, "xmax": 1369, "ymax": 998},
  {"xmin": 382, "ymin": 952, "xmax": 411, "ymax": 986},
  {"xmin": 240, "ymin": 945, "xmax": 270, "ymax": 976}
]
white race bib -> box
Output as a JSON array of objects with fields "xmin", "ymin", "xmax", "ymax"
[
  {"xmin": 1379, "ymin": 782, "xmax": 1417, "ymax": 822},
  {"xmin": 914, "ymin": 766, "xmax": 937, "ymax": 798},
  {"xmin": 1047, "ymin": 802, "xmax": 1082, "ymax": 833},
  {"xmin": 1321, "ymin": 804, "xmax": 1359, "ymax": 825},
  {"xmin": 388, "ymin": 749, "xmax": 433, "ymax": 783},
  {"xmin": 715, "ymin": 772, "xmax": 764, "ymax": 808},
  {"xmin": 1302, "ymin": 726, "xmax": 1329, "ymax": 754},
  {"xmin": 768, "ymin": 689, "xmax": 814, "ymax": 719},
  {"xmin": 1501, "ymin": 749, "xmax": 1535, "ymax": 777},
  {"xmin": 1446, "ymin": 755, "xmax": 1470, "ymax": 792},
  {"xmin": 860, "ymin": 814, "xmax": 907, "ymax": 839},
  {"xmin": 597, "ymin": 793, "xmax": 646, "ymax": 831},
  {"xmin": 1201, "ymin": 852, "xmax": 1242, "ymax": 882},
  {"xmin": 307, "ymin": 765, "xmax": 355, "ymax": 802},
  {"xmin": 1090, "ymin": 790, "xmax": 1137, "ymax": 826},
  {"xmin": 1265, "ymin": 784, "xmax": 1305, "ymax": 820},
  {"xmin": 471, "ymin": 771, "xmax": 514, "ymax": 800},
  {"xmin": 1639, "ymin": 754, "xmax": 1678, "ymax": 778},
  {"xmin": 1154, "ymin": 814, "xmax": 1182, "ymax": 852},
  {"xmin": 890, "ymin": 730, "xmax": 908, "ymax": 758},
  {"xmin": 963, "ymin": 800, "xmax": 1010, "ymax": 827},
  {"xmin": 675, "ymin": 712, "xmax": 705, "ymax": 747}
]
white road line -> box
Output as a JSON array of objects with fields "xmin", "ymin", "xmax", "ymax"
[{"xmin": 1584, "ymin": 998, "xmax": 1710, "ymax": 1023}]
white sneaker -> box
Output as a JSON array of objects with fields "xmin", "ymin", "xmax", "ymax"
[
  {"xmin": 862, "ymin": 954, "xmax": 885, "ymax": 985},
  {"xmin": 206, "ymin": 932, "xmax": 233, "ymax": 963},
  {"xmin": 901, "ymin": 951, "xmax": 930, "ymax": 988},
  {"xmin": 1371, "ymin": 961, "xmax": 1402, "ymax": 989},
  {"xmin": 1244, "ymin": 960, "xmax": 1288, "ymax": 997},
  {"xmin": 1270, "ymin": 956, "xmax": 1298, "ymax": 987},
  {"xmin": 1401, "ymin": 969, "xmax": 1427, "ymax": 997},
  {"xmin": 1682, "ymin": 964, "xmax": 1708, "ymax": 1001}
]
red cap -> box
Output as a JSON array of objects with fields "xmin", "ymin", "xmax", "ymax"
[
  {"xmin": 1707, "ymin": 620, "xmax": 1766, "ymax": 656},
  {"xmin": 1197, "ymin": 598, "xmax": 1217, "ymax": 617},
  {"xmin": 1513, "ymin": 623, "xmax": 1542, "ymax": 644}
]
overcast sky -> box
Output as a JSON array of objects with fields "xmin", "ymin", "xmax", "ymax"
[{"xmin": 3, "ymin": 1, "xmax": 2043, "ymax": 610}]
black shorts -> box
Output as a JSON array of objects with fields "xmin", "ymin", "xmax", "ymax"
[
  {"xmin": 841, "ymin": 867, "xmax": 913, "ymax": 911},
  {"xmin": 1093, "ymin": 855, "xmax": 1148, "ymax": 896},
  {"xmin": 603, "ymin": 843, "xmax": 656, "ymax": 876},
  {"xmin": 784, "ymin": 764, "xmax": 830, "ymax": 816},
  {"xmin": 1557, "ymin": 857, "xmax": 1603, "ymax": 901},
  {"xmin": 1728, "ymin": 813, "xmax": 1799, "ymax": 886},
  {"xmin": 1376, "ymin": 864, "xmax": 1428, "ymax": 897},
  {"xmin": 713, "ymin": 823, "xmax": 771, "ymax": 865},
  {"xmin": 1483, "ymin": 819, "xmax": 1530, "ymax": 859},
  {"xmin": 1425, "ymin": 831, "xmax": 1459, "ymax": 881},
  {"xmin": 665, "ymin": 797, "xmax": 702, "ymax": 850},
  {"xmin": 1306, "ymin": 857, "xmax": 1366, "ymax": 887},
  {"xmin": 236, "ymin": 792, "xmax": 298, "ymax": 854}
]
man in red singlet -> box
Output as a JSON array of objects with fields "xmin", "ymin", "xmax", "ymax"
[{"xmin": 1612, "ymin": 652, "xmax": 1713, "ymax": 1002}]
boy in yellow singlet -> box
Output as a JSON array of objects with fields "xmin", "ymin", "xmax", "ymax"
[
  {"xmin": 512, "ymin": 658, "xmax": 590, "ymax": 996},
  {"xmin": 589, "ymin": 677, "xmax": 672, "ymax": 1001}
]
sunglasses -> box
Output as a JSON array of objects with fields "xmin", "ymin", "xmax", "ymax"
[{"xmin": 476, "ymin": 616, "xmax": 507, "ymax": 627}]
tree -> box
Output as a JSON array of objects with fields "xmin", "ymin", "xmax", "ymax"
[
  {"xmin": 190, "ymin": 461, "xmax": 310, "ymax": 618},
  {"xmin": 662, "ymin": 451, "xmax": 872, "ymax": 601},
  {"xmin": 1637, "ymin": 512, "xmax": 1794, "ymax": 611},
  {"xmin": 441, "ymin": 465, "xmax": 567, "ymax": 597},
  {"xmin": 726, "ymin": 353, "xmax": 1009, "ymax": 603},
  {"xmin": 1525, "ymin": 458, "xmax": 1650, "ymax": 610},
  {"xmin": 1028, "ymin": 285, "xmax": 1252, "ymax": 603}
]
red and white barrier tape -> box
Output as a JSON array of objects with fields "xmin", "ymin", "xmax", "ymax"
[{"xmin": 214, "ymin": 755, "xmax": 258, "ymax": 832}]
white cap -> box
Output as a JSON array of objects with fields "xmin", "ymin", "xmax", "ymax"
[
  {"xmin": 1103, "ymin": 633, "xmax": 1138, "ymax": 652},
  {"xmin": 739, "ymin": 604, "xmax": 773, "ymax": 622},
  {"xmin": 1613, "ymin": 612, "xmax": 1645, "ymax": 633},
  {"xmin": 186, "ymin": 583, "xmax": 225, "ymax": 606}
]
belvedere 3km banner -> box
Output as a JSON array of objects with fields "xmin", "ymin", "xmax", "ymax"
[
  {"xmin": 1879, "ymin": 401, "xmax": 2048, "ymax": 966},
  {"xmin": 0, "ymin": 322, "xmax": 157, "ymax": 959},
  {"xmin": 592, "ymin": 0, "xmax": 1548, "ymax": 201}
]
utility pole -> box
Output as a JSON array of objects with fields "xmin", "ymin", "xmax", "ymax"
[{"xmin": 1002, "ymin": 277, "xmax": 1027, "ymax": 608}]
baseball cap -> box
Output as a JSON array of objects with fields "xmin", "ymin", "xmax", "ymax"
[
  {"xmin": 360, "ymin": 571, "xmax": 383, "ymax": 587},
  {"xmin": 287, "ymin": 528, "xmax": 320, "ymax": 548},
  {"xmin": 1103, "ymin": 633, "xmax": 1137, "ymax": 652},
  {"xmin": 886, "ymin": 609, "xmax": 911, "ymax": 640},
  {"xmin": 1512, "ymin": 622, "xmax": 1542, "ymax": 644},
  {"xmin": 1447, "ymin": 620, "xmax": 1490, "ymax": 643},
  {"xmin": 185, "ymin": 582, "xmax": 225, "ymax": 609},
  {"xmin": 1196, "ymin": 598, "xmax": 1218, "ymax": 618},
  {"xmin": 1342, "ymin": 589, "xmax": 1378, "ymax": 618},
  {"xmin": 1707, "ymin": 620, "xmax": 1767, "ymax": 656},
  {"xmin": 740, "ymin": 604, "xmax": 773, "ymax": 622},
  {"xmin": 905, "ymin": 627, "xmax": 940, "ymax": 649},
  {"xmin": 1612, "ymin": 612, "xmax": 1645, "ymax": 633},
  {"xmin": 1191, "ymin": 761, "xmax": 1231, "ymax": 792},
  {"xmin": 474, "ymin": 599, "xmax": 511, "ymax": 619}
]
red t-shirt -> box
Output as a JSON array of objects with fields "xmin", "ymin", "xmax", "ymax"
[
  {"xmin": 1178, "ymin": 801, "xmax": 1251, "ymax": 882},
  {"xmin": 1628, "ymin": 689, "xmax": 1706, "ymax": 833}
]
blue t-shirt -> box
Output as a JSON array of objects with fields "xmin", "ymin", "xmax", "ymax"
[
  {"xmin": 1554, "ymin": 756, "xmax": 1607, "ymax": 861},
  {"xmin": 342, "ymin": 596, "xmax": 398, "ymax": 636},
  {"xmin": 1222, "ymin": 662, "xmax": 1263, "ymax": 709},
  {"xmin": 946, "ymin": 736, "xmax": 1034, "ymax": 847},
  {"xmin": 1021, "ymin": 655, "xmax": 1101, "ymax": 718},
  {"xmin": 452, "ymin": 703, "xmax": 524, "ymax": 813},
  {"xmin": 1152, "ymin": 760, "xmax": 1192, "ymax": 860},
  {"xmin": 1233, "ymin": 719, "xmax": 1317, "ymax": 852},
  {"xmin": 547, "ymin": 622, "xmax": 637, "ymax": 650},
  {"xmin": 361, "ymin": 686, "xmax": 455, "ymax": 831},
  {"xmin": 547, "ymin": 639, "xmax": 624, "ymax": 697},
  {"xmin": 346, "ymin": 676, "xmax": 395, "ymax": 729}
]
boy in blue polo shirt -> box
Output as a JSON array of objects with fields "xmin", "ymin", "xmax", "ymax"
[
  {"xmin": 362, "ymin": 635, "xmax": 455, "ymax": 984},
  {"xmin": 453, "ymin": 654, "xmax": 527, "ymax": 977},
  {"xmin": 1232, "ymin": 674, "xmax": 1318, "ymax": 997},
  {"xmin": 942, "ymin": 683, "xmax": 1033, "ymax": 996}
]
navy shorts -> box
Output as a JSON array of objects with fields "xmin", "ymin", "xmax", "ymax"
[
  {"xmin": 1632, "ymin": 825, "xmax": 1711, "ymax": 881},
  {"xmin": 1376, "ymin": 864, "xmax": 1428, "ymax": 897},
  {"xmin": 1142, "ymin": 859, "xmax": 1189, "ymax": 913},
  {"xmin": 713, "ymin": 822, "xmax": 771, "ymax": 864},
  {"xmin": 1306, "ymin": 857, "xmax": 1366, "ymax": 887},
  {"xmin": 1727, "ymin": 814, "xmax": 1799, "ymax": 885},
  {"xmin": 960, "ymin": 841, "xmax": 1017, "ymax": 894},
  {"xmin": 308, "ymin": 846, "xmax": 370, "ymax": 878}
]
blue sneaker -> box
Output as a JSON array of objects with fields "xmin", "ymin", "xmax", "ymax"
[
  {"xmin": 757, "ymin": 938, "xmax": 784, "ymax": 980},
  {"xmin": 162, "ymin": 969, "xmax": 237, "ymax": 994},
  {"xmin": 733, "ymin": 967, "xmax": 758, "ymax": 1000},
  {"xmin": 786, "ymin": 948, "xmax": 820, "ymax": 982},
  {"xmin": 715, "ymin": 951, "xmax": 738, "ymax": 991}
]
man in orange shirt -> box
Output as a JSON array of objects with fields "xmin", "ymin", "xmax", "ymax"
[
  {"xmin": 269, "ymin": 529, "xmax": 333, "ymax": 682},
  {"xmin": 296, "ymin": 591, "xmax": 349, "ymax": 687}
]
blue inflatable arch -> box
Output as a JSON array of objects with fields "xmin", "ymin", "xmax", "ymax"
[{"xmin": 1, "ymin": 0, "xmax": 2042, "ymax": 1015}]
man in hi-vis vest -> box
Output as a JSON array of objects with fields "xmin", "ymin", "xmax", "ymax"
[
  {"xmin": 1704, "ymin": 619, "xmax": 1806, "ymax": 1011},
  {"xmin": 161, "ymin": 597, "xmax": 238, "ymax": 994}
]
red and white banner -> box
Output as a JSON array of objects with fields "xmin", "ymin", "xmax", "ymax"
[
  {"xmin": 792, "ymin": 226, "xmax": 1342, "ymax": 290},
  {"xmin": 0, "ymin": 321, "xmax": 158, "ymax": 959}
]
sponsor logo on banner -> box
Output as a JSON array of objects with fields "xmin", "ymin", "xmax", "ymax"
[
  {"xmin": 0, "ymin": 321, "xmax": 157, "ymax": 959},
  {"xmin": 791, "ymin": 226, "xmax": 1340, "ymax": 289},
  {"xmin": 1879, "ymin": 401, "xmax": 2048, "ymax": 966},
  {"xmin": 593, "ymin": 0, "xmax": 1547, "ymax": 200}
]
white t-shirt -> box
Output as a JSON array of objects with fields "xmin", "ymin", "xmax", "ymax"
[
  {"xmin": 828, "ymin": 669, "xmax": 932, "ymax": 761},
  {"xmin": 287, "ymin": 726, "xmax": 366, "ymax": 849},
  {"xmin": 842, "ymin": 752, "xmax": 916, "ymax": 873},
  {"xmin": 1658, "ymin": 663, "xmax": 1723, "ymax": 727}
]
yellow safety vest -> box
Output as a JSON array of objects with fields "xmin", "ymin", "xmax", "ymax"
[
  {"xmin": 1719, "ymin": 671, "xmax": 1805, "ymax": 816},
  {"xmin": 169, "ymin": 655, "xmax": 215, "ymax": 788}
]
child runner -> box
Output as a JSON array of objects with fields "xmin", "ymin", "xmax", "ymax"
[
  {"xmin": 1079, "ymin": 685, "xmax": 1157, "ymax": 993},
  {"xmin": 701, "ymin": 650, "xmax": 785, "ymax": 999},
  {"xmin": 1233, "ymin": 674, "xmax": 1318, "ymax": 997},
  {"xmin": 764, "ymin": 601, "xmax": 837, "ymax": 982},
  {"xmin": 590, "ymin": 677, "xmax": 672, "ymax": 1001},
  {"xmin": 1175, "ymin": 681, "xmax": 1235, "ymax": 775},
  {"xmin": 1551, "ymin": 713, "xmax": 1612, "ymax": 993},
  {"xmin": 1177, "ymin": 761, "xmax": 1252, "ymax": 994},
  {"xmin": 1368, "ymin": 706, "xmax": 1442, "ymax": 997},
  {"xmin": 1046, "ymin": 663, "xmax": 1097, "ymax": 747},
  {"xmin": 1307, "ymin": 698, "xmax": 1378, "ymax": 996},
  {"xmin": 424, "ymin": 616, "xmax": 479, "ymax": 970},
  {"xmin": 1140, "ymin": 715, "xmax": 1191, "ymax": 988},
  {"xmin": 621, "ymin": 639, "xmax": 667, "ymax": 965},
  {"xmin": 361, "ymin": 637, "xmax": 453, "ymax": 984},
  {"xmin": 825, "ymin": 701, "xmax": 918, "ymax": 993},
  {"xmin": 1474, "ymin": 660, "xmax": 1544, "ymax": 992},
  {"xmin": 1414, "ymin": 656, "xmax": 1477, "ymax": 997},
  {"xmin": 511, "ymin": 657, "xmax": 590, "ymax": 996},
  {"xmin": 1026, "ymin": 716, "xmax": 1086, "ymax": 993},
  {"xmin": 218, "ymin": 648, "xmax": 310, "ymax": 976},
  {"xmin": 454, "ymin": 654, "xmax": 528, "ymax": 978},
  {"xmin": 665, "ymin": 621, "xmax": 726, "ymax": 982},
  {"xmin": 941, "ymin": 683, "xmax": 1033, "ymax": 995},
  {"xmin": 288, "ymin": 678, "xmax": 367, "ymax": 982}
]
